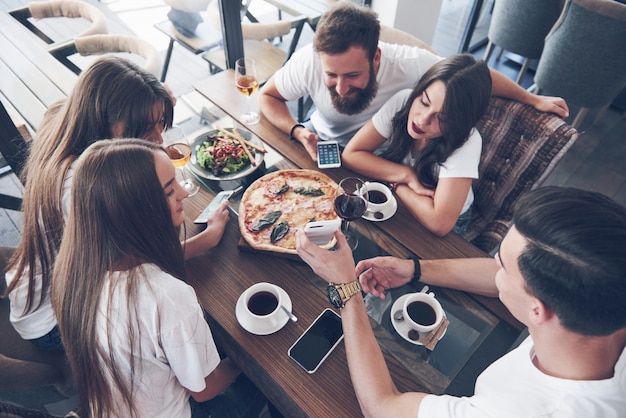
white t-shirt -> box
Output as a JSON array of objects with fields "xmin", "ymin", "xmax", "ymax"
[
  {"xmin": 96, "ymin": 264, "xmax": 220, "ymax": 418},
  {"xmin": 274, "ymin": 42, "xmax": 442, "ymax": 141},
  {"xmin": 4, "ymin": 162, "xmax": 75, "ymax": 339},
  {"xmin": 419, "ymin": 336, "xmax": 626, "ymax": 417},
  {"xmin": 372, "ymin": 89, "xmax": 482, "ymax": 214}
]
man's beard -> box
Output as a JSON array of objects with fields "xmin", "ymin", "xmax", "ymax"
[{"xmin": 328, "ymin": 65, "xmax": 378, "ymax": 115}]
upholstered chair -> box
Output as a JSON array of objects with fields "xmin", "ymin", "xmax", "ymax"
[
  {"xmin": 464, "ymin": 97, "xmax": 579, "ymax": 253},
  {"xmin": 533, "ymin": 0, "xmax": 626, "ymax": 128},
  {"xmin": 9, "ymin": 0, "xmax": 108, "ymax": 44},
  {"xmin": 48, "ymin": 34, "xmax": 162, "ymax": 78},
  {"xmin": 483, "ymin": 0, "xmax": 562, "ymax": 84}
]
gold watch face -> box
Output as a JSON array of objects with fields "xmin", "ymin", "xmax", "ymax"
[{"xmin": 327, "ymin": 283, "xmax": 343, "ymax": 309}]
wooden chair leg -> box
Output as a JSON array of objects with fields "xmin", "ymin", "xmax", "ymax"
[
  {"xmin": 483, "ymin": 40, "xmax": 495, "ymax": 62},
  {"xmin": 515, "ymin": 58, "xmax": 530, "ymax": 85},
  {"xmin": 495, "ymin": 46, "xmax": 504, "ymax": 61},
  {"xmin": 572, "ymin": 107, "xmax": 589, "ymax": 129}
]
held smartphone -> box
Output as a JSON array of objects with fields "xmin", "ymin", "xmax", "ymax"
[
  {"xmin": 304, "ymin": 219, "xmax": 341, "ymax": 245},
  {"xmin": 193, "ymin": 187, "xmax": 241, "ymax": 224},
  {"xmin": 317, "ymin": 140, "xmax": 341, "ymax": 169},
  {"xmin": 288, "ymin": 308, "xmax": 344, "ymax": 374}
]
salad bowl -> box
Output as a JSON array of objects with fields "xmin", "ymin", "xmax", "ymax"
[{"xmin": 189, "ymin": 128, "xmax": 266, "ymax": 181}]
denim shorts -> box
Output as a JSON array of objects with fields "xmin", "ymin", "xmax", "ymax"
[
  {"xmin": 190, "ymin": 374, "xmax": 266, "ymax": 418},
  {"xmin": 29, "ymin": 325, "xmax": 64, "ymax": 351}
]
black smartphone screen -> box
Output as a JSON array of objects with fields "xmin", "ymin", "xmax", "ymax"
[{"xmin": 288, "ymin": 309, "xmax": 344, "ymax": 373}]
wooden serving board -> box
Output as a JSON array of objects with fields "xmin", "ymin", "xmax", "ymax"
[{"xmin": 237, "ymin": 236, "xmax": 302, "ymax": 261}]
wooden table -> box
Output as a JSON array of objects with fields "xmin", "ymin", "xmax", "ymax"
[{"xmin": 183, "ymin": 70, "xmax": 524, "ymax": 416}]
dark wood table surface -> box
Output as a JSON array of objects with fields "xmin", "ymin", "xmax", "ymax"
[{"xmin": 181, "ymin": 70, "xmax": 524, "ymax": 417}]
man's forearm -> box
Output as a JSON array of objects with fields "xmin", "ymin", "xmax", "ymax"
[
  {"xmin": 258, "ymin": 93, "xmax": 298, "ymax": 135},
  {"xmin": 420, "ymin": 258, "xmax": 499, "ymax": 297},
  {"xmin": 342, "ymin": 294, "xmax": 428, "ymax": 417}
]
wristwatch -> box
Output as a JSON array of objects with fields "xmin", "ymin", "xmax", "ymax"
[{"xmin": 327, "ymin": 280, "xmax": 362, "ymax": 309}]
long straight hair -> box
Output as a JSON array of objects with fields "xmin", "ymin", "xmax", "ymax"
[
  {"xmin": 381, "ymin": 53, "xmax": 491, "ymax": 189},
  {"xmin": 4, "ymin": 56, "xmax": 174, "ymax": 314},
  {"xmin": 51, "ymin": 139, "xmax": 185, "ymax": 418}
]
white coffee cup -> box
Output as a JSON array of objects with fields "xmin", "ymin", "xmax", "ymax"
[
  {"xmin": 242, "ymin": 282, "xmax": 283, "ymax": 328},
  {"xmin": 364, "ymin": 182, "xmax": 393, "ymax": 217},
  {"xmin": 402, "ymin": 292, "xmax": 444, "ymax": 341}
]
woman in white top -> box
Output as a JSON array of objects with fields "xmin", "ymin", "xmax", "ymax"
[
  {"xmin": 52, "ymin": 139, "xmax": 264, "ymax": 418},
  {"xmin": 342, "ymin": 54, "xmax": 492, "ymax": 237},
  {"xmin": 3, "ymin": 56, "xmax": 229, "ymax": 351}
]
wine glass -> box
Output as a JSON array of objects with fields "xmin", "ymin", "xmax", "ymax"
[
  {"xmin": 234, "ymin": 57, "xmax": 260, "ymax": 125},
  {"xmin": 334, "ymin": 177, "xmax": 368, "ymax": 250},
  {"xmin": 162, "ymin": 126, "xmax": 199, "ymax": 197}
]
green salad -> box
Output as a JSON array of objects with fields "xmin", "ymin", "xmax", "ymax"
[{"xmin": 196, "ymin": 133, "xmax": 251, "ymax": 176}]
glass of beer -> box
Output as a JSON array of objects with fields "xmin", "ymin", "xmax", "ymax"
[
  {"xmin": 163, "ymin": 126, "xmax": 199, "ymax": 197},
  {"xmin": 234, "ymin": 57, "xmax": 260, "ymax": 125}
]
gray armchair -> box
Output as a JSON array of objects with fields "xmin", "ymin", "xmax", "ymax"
[
  {"xmin": 483, "ymin": 0, "xmax": 562, "ymax": 84},
  {"xmin": 533, "ymin": 0, "xmax": 626, "ymax": 128}
]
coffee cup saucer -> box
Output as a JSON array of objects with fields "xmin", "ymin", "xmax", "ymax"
[
  {"xmin": 235, "ymin": 285, "xmax": 292, "ymax": 335},
  {"xmin": 390, "ymin": 293, "xmax": 447, "ymax": 346},
  {"xmin": 362, "ymin": 194, "xmax": 398, "ymax": 222}
]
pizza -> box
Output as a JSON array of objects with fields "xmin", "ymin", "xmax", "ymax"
[{"xmin": 239, "ymin": 169, "xmax": 340, "ymax": 254}]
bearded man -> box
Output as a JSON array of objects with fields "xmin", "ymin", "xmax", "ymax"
[{"xmin": 258, "ymin": 2, "xmax": 569, "ymax": 162}]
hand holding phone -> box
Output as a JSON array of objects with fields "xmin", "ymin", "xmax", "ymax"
[
  {"xmin": 304, "ymin": 219, "xmax": 341, "ymax": 245},
  {"xmin": 194, "ymin": 186, "xmax": 242, "ymax": 223},
  {"xmin": 317, "ymin": 140, "xmax": 341, "ymax": 169},
  {"xmin": 288, "ymin": 309, "xmax": 343, "ymax": 373}
]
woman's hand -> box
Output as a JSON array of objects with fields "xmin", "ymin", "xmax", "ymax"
[
  {"xmin": 183, "ymin": 200, "xmax": 230, "ymax": 259},
  {"xmin": 530, "ymin": 95, "xmax": 569, "ymax": 119},
  {"xmin": 404, "ymin": 179, "xmax": 435, "ymax": 198},
  {"xmin": 201, "ymin": 200, "xmax": 230, "ymax": 247}
]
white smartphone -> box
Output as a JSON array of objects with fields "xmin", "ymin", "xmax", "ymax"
[
  {"xmin": 317, "ymin": 140, "xmax": 341, "ymax": 169},
  {"xmin": 193, "ymin": 186, "xmax": 241, "ymax": 224},
  {"xmin": 304, "ymin": 219, "xmax": 341, "ymax": 245},
  {"xmin": 288, "ymin": 308, "xmax": 344, "ymax": 374}
]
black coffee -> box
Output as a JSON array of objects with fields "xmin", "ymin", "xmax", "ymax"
[
  {"xmin": 368, "ymin": 190, "xmax": 388, "ymax": 204},
  {"xmin": 406, "ymin": 301, "xmax": 436, "ymax": 326},
  {"xmin": 247, "ymin": 291, "xmax": 279, "ymax": 316}
]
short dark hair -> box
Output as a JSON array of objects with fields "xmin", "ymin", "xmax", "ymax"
[
  {"xmin": 513, "ymin": 186, "xmax": 626, "ymax": 336},
  {"xmin": 313, "ymin": 2, "xmax": 380, "ymax": 61}
]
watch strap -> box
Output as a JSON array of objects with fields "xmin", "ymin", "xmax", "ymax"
[
  {"xmin": 338, "ymin": 280, "xmax": 362, "ymax": 304},
  {"xmin": 409, "ymin": 257, "xmax": 421, "ymax": 287},
  {"xmin": 289, "ymin": 123, "xmax": 305, "ymax": 141}
]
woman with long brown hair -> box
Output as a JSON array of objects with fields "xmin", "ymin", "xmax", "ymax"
[
  {"xmin": 342, "ymin": 53, "xmax": 492, "ymax": 237},
  {"xmin": 52, "ymin": 139, "xmax": 263, "ymax": 418},
  {"xmin": 4, "ymin": 56, "xmax": 229, "ymax": 351}
]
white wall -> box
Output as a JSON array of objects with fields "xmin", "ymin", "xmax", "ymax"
[{"xmin": 371, "ymin": 0, "xmax": 443, "ymax": 45}]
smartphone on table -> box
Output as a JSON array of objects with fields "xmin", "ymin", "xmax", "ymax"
[
  {"xmin": 288, "ymin": 308, "xmax": 344, "ymax": 374},
  {"xmin": 317, "ymin": 140, "xmax": 341, "ymax": 169}
]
